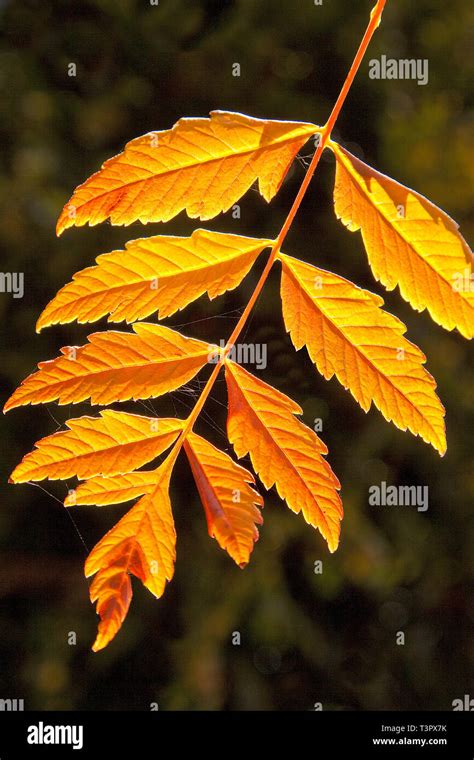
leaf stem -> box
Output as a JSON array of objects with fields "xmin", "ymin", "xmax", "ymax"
[
  {"xmin": 324, "ymin": 0, "xmax": 386, "ymax": 138},
  {"xmin": 170, "ymin": 0, "xmax": 387, "ymax": 457}
]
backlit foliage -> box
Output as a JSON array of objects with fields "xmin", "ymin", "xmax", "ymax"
[{"xmin": 5, "ymin": 0, "xmax": 472, "ymax": 650}]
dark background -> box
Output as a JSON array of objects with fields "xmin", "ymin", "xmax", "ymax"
[{"xmin": 0, "ymin": 0, "xmax": 472, "ymax": 710}]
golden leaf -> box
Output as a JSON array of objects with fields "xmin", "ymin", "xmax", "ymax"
[
  {"xmin": 4, "ymin": 324, "xmax": 210, "ymax": 411},
  {"xmin": 56, "ymin": 111, "xmax": 318, "ymax": 235},
  {"xmin": 10, "ymin": 411, "xmax": 182, "ymax": 483},
  {"xmin": 184, "ymin": 432, "xmax": 263, "ymax": 567},
  {"xmin": 37, "ymin": 230, "xmax": 272, "ymax": 329},
  {"xmin": 332, "ymin": 142, "xmax": 474, "ymax": 338},
  {"xmin": 224, "ymin": 360, "xmax": 342, "ymax": 552},
  {"xmin": 85, "ymin": 458, "xmax": 175, "ymax": 651},
  {"xmin": 279, "ymin": 252, "xmax": 446, "ymax": 454},
  {"xmin": 65, "ymin": 470, "xmax": 160, "ymax": 507}
]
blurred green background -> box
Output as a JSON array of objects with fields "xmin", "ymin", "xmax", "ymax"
[{"xmin": 0, "ymin": 0, "xmax": 473, "ymax": 710}]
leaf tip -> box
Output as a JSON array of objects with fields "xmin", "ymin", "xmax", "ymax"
[
  {"xmin": 35, "ymin": 312, "xmax": 47, "ymax": 333},
  {"xmin": 55, "ymin": 215, "xmax": 67, "ymax": 237},
  {"xmin": 3, "ymin": 397, "xmax": 14, "ymax": 414},
  {"xmin": 91, "ymin": 635, "xmax": 106, "ymax": 653}
]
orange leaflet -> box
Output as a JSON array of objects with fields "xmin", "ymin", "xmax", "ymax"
[
  {"xmin": 88, "ymin": 541, "xmax": 138, "ymax": 653},
  {"xmin": 224, "ymin": 360, "xmax": 342, "ymax": 552},
  {"xmin": 85, "ymin": 458, "xmax": 176, "ymax": 651},
  {"xmin": 66, "ymin": 470, "xmax": 160, "ymax": 507},
  {"xmin": 4, "ymin": 324, "xmax": 211, "ymax": 410},
  {"xmin": 331, "ymin": 142, "xmax": 474, "ymax": 339},
  {"xmin": 184, "ymin": 432, "xmax": 263, "ymax": 567},
  {"xmin": 37, "ymin": 230, "xmax": 272, "ymax": 329},
  {"xmin": 279, "ymin": 253, "xmax": 446, "ymax": 455},
  {"xmin": 10, "ymin": 412, "xmax": 183, "ymax": 483},
  {"xmin": 56, "ymin": 111, "xmax": 319, "ymax": 235}
]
